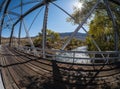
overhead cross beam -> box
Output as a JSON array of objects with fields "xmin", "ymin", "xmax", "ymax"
[
  {"xmin": 7, "ymin": 11, "xmax": 21, "ymax": 17},
  {"xmin": 13, "ymin": 0, "xmax": 56, "ymax": 26}
]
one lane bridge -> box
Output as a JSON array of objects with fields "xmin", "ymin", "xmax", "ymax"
[
  {"xmin": 0, "ymin": 45, "xmax": 119, "ymax": 89},
  {"xmin": 0, "ymin": 0, "xmax": 120, "ymax": 89}
]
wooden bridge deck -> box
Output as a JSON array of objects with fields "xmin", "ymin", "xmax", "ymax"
[{"xmin": 0, "ymin": 46, "xmax": 120, "ymax": 89}]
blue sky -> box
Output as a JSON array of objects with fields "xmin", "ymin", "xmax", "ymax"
[{"xmin": 2, "ymin": 0, "xmax": 88, "ymax": 37}]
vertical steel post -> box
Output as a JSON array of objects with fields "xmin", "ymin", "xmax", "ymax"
[
  {"xmin": 18, "ymin": 0, "xmax": 23, "ymax": 46},
  {"xmin": 18, "ymin": 20, "xmax": 22, "ymax": 46},
  {"xmin": 42, "ymin": 1, "xmax": 49, "ymax": 58},
  {"xmin": 9, "ymin": 25, "xmax": 14, "ymax": 47},
  {"xmin": 104, "ymin": 0, "xmax": 119, "ymax": 51}
]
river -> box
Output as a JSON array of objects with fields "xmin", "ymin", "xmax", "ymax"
[{"xmin": 56, "ymin": 46, "xmax": 91, "ymax": 64}]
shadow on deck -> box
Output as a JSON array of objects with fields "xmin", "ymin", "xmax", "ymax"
[
  {"xmin": 18, "ymin": 60, "xmax": 120, "ymax": 89},
  {"xmin": 0, "ymin": 46, "xmax": 120, "ymax": 89}
]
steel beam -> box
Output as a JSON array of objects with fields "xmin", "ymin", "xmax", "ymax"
[
  {"xmin": 0, "ymin": 0, "xmax": 11, "ymax": 44},
  {"xmin": 7, "ymin": 11, "xmax": 21, "ymax": 17},
  {"xmin": 104, "ymin": 0, "xmax": 119, "ymax": 51},
  {"xmin": 18, "ymin": 0, "xmax": 23, "ymax": 46},
  {"xmin": 18, "ymin": 20, "xmax": 22, "ymax": 46},
  {"xmin": 13, "ymin": 0, "xmax": 56, "ymax": 27},
  {"xmin": 0, "ymin": 0, "xmax": 6, "ymax": 12},
  {"xmin": 9, "ymin": 25, "xmax": 14, "ymax": 46},
  {"xmin": 9, "ymin": 0, "xmax": 56, "ymax": 46},
  {"xmin": 61, "ymin": 0, "xmax": 101, "ymax": 50},
  {"xmin": 10, "ymin": 0, "xmax": 43, "ymax": 10},
  {"xmin": 42, "ymin": 2, "xmax": 49, "ymax": 58},
  {"xmin": 52, "ymin": 2, "xmax": 102, "ymax": 52}
]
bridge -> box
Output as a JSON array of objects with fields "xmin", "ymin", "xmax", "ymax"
[{"xmin": 0, "ymin": 0, "xmax": 120, "ymax": 89}]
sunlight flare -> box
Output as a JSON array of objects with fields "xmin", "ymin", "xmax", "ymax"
[{"xmin": 73, "ymin": 1, "xmax": 83, "ymax": 9}]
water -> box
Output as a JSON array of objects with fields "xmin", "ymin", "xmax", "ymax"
[{"xmin": 56, "ymin": 46, "xmax": 91, "ymax": 64}]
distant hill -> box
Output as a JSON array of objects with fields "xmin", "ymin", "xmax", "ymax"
[
  {"xmin": 59, "ymin": 32, "xmax": 87, "ymax": 41},
  {"xmin": 1, "ymin": 32, "xmax": 87, "ymax": 42}
]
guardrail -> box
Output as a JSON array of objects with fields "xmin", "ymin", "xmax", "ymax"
[{"xmin": 14, "ymin": 46, "xmax": 120, "ymax": 64}]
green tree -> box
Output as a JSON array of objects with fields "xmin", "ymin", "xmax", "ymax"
[
  {"xmin": 86, "ymin": 13, "xmax": 114, "ymax": 51},
  {"xmin": 46, "ymin": 29, "xmax": 60, "ymax": 43},
  {"xmin": 33, "ymin": 37, "xmax": 42, "ymax": 47},
  {"xmin": 33, "ymin": 29, "xmax": 85, "ymax": 49},
  {"xmin": 67, "ymin": 0, "xmax": 120, "ymax": 51},
  {"xmin": 64, "ymin": 37, "xmax": 85, "ymax": 50},
  {"xmin": 67, "ymin": 0, "xmax": 97, "ymax": 24},
  {"xmin": 33, "ymin": 29, "xmax": 61, "ymax": 49}
]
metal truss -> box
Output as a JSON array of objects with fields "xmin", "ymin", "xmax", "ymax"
[{"xmin": 0, "ymin": 0, "xmax": 120, "ymax": 59}]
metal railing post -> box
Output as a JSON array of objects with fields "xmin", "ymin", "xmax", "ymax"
[{"xmin": 73, "ymin": 51, "xmax": 75, "ymax": 63}]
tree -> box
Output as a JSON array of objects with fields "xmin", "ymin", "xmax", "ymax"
[
  {"xmin": 86, "ymin": 12, "xmax": 114, "ymax": 51},
  {"xmin": 33, "ymin": 37, "xmax": 42, "ymax": 47},
  {"xmin": 46, "ymin": 29, "xmax": 60, "ymax": 43},
  {"xmin": 66, "ymin": 38, "xmax": 85, "ymax": 50},
  {"xmin": 67, "ymin": 0, "xmax": 97, "ymax": 24},
  {"xmin": 67, "ymin": 0, "xmax": 120, "ymax": 51},
  {"xmin": 33, "ymin": 29, "xmax": 61, "ymax": 49},
  {"xmin": 33, "ymin": 29, "xmax": 85, "ymax": 49}
]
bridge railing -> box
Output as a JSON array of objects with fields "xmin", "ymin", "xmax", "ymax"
[
  {"xmin": 14, "ymin": 46, "xmax": 120, "ymax": 64},
  {"xmin": 45, "ymin": 49, "xmax": 120, "ymax": 64}
]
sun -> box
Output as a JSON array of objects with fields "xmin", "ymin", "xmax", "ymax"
[{"xmin": 74, "ymin": 1, "xmax": 83, "ymax": 9}]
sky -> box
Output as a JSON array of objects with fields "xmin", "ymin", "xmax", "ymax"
[{"xmin": 2, "ymin": 0, "xmax": 88, "ymax": 37}]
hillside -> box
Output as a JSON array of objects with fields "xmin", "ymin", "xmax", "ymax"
[
  {"xmin": 1, "ymin": 32, "xmax": 87, "ymax": 45},
  {"xmin": 59, "ymin": 32, "xmax": 87, "ymax": 41}
]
